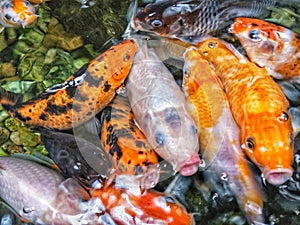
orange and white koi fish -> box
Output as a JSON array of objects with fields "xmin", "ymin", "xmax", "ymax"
[
  {"xmin": 183, "ymin": 47, "xmax": 264, "ymax": 224},
  {"xmin": 196, "ymin": 38, "xmax": 294, "ymax": 186},
  {"xmin": 126, "ymin": 37, "xmax": 201, "ymax": 176},
  {"xmin": 0, "ymin": 0, "xmax": 37, "ymax": 32},
  {"xmin": 0, "ymin": 39, "xmax": 138, "ymax": 130},
  {"xmin": 88, "ymin": 184, "xmax": 194, "ymax": 225},
  {"xmin": 230, "ymin": 17, "xmax": 300, "ymax": 84}
]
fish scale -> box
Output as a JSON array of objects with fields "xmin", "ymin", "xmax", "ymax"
[
  {"xmin": 0, "ymin": 39, "xmax": 138, "ymax": 130},
  {"xmin": 196, "ymin": 38, "xmax": 294, "ymax": 186},
  {"xmin": 133, "ymin": 0, "xmax": 277, "ymax": 43}
]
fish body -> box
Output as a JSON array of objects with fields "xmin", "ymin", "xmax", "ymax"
[
  {"xmin": 0, "ymin": 39, "xmax": 138, "ymax": 130},
  {"xmin": 0, "ymin": 156, "xmax": 90, "ymax": 224},
  {"xmin": 0, "ymin": 0, "xmax": 37, "ymax": 30},
  {"xmin": 90, "ymin": 184, "xmax": 193, "ymax": 225},
  {"xmin": 132, "ymin": 0, "xmax": 276, "ymax": 43},
  {"xmin": 126, "ymin": 38, "xmax": 200, "ymax": 176},
  {"xmin": 98, "ymin": 95, "xmax": 159, "ymax": 179},
  {"xmin": 231, "ymin": 17, "xmax": 300, "ymax": 83},
  {"xmin": 196, "ymin": 38, "xmax": 294, "ymax": 186},
  {"xmin": 39, "ymin": 128, "xmax": 113, "ymax": 188},
  {"xmin": 183, "ymin": 48, "xmax": 264, "ymax": 223}
]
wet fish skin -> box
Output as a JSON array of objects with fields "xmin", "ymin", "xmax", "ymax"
[
  {"xmin": 196, "ymin": 38, "xmax": 294, "ymax": 186},
  {"xmin": 98, "ymin": 94, "xmax": 159, "ymax": 177},
  {"xmin": 0, "ymin": 39, "xmax": 138, "ymax": 130},
  {"xmin": 231, "ymin": 17, "xmax": 300, "ymax": 83},
  {"xmin": 39, "ymin": 128, "xmax": 113, "ymax": 188},
  {"xmin": 183, "ymin": 48, "xmax": 264, "ymax": 224},
  {"xmin": 90, "ymin": 184, "xmax": 193, "ymax": 225},
  {"xmin": 126, "ymin": 37, "xmax": 200, "ymax": 176},
  {"xmin": 132, "ymin": 0, "xmax": 277, "ymax": 43},
  {"xmin": 0, "ymin": 0, "xmax": 37, "ymax": 31},
  {"xmin": 0, "ymin": 156, "xmax": 90, "ymax": 224}
]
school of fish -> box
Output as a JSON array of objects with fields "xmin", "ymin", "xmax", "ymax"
[{"xmin": 0, "ymin": 0, "xmax": 299, "ymax": 224}]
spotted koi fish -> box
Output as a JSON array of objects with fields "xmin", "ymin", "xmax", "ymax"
[
  {"xmin": 89, "ymin": 184, "xmax": 193, "ymax": 225},
  {"xmin": 132, "ymin": 0, "xmax": 277, "ymax": 43},
  {"xmin": 183, "ymin": 48, "xmax": 264, "ymax": 224},
  {"xmin": 230, "ymin": 17, "xmax": 300, "ymax": 84},
  {"xmin": 0, "ymin": 39, "xmax": 138, "ymax": 130},
  {"xmin": 98, "ymin": 94, "xmax": 159, "ymax": 179},
  {"xmin": 196, "ymin": 38, "xmax": 294, "ymax": 186},
  {"xmin": 0, "ymin": 0, "xmax": 38, "ymax": 32},
  {"xmin": 126, "ymin": 37, "xmax": 201, "ymax": 176}
]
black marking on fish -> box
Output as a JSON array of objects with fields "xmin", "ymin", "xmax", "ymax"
[
  {"xmin": 39, "ymin": 113, "xmax": 48, "ymax": 121},
  {"xmin": 109, "ymin": 139, "xmax": 123, "ymax": 160},
  {"xmin": 13, "ymin": 111, "xmax": 32, "ymax": 122},
  {"xmin": 85, "ymin": 71, "xmax": 103, "ymax": 88},
  {"xmin": 44, "ymin": 102, "xmax": 73, "ymax": 115},
  {"xmin": 104, "ymin": 81, "xmax": 111, "ymax": 92}
]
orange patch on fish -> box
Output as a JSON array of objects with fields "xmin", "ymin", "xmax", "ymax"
[
  {"xmin": 0, "ymin": 39, "xmax": 138, "ymax": 130},
  {"xmin": 196, "ymin": 38, "xmax": 294, "ymax": 185}
]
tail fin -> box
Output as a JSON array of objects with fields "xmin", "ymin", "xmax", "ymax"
[{"xmin": 0, "ymin": 86, "xmax": 23, "ymax": 108}]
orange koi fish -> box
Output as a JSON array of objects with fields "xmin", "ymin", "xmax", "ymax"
[
  {"xmin": 196, "ymin": 38, "xmax": 294, "ymax": 186},
  {"xmin": 89, "ymin": 184, "xmax": 193, "ymax": 225},
  {"xmin": 98, "ymin": 95, "xmax": 159, "ymax": 178},
  {"xmin": 0, "ymin": 39, "xmax": 138, "ymax": 130},
  {"xmin": 0, "ymin": 0, "xmax": 37, "ymax": 31},
  {"xmin": 126, "ymin": 38, "xmax": 201, "ymax": 176},
  {"xmin": 230, "ymin": 17, "xmax": 300, "ymax": 83},
  {"xmin": 183, "ymin": 48, "xmax": 264, "ymax": 224}
]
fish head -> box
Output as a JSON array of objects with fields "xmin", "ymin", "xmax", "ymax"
[
  {"xmin": 241, "ymin": 111, "xmax": 294, "ymax": 186},
  {"xmin": 0, "ymin": 0, "xmax": 37, "ymax": 28},
  {"xmin": 196, "ymin": 37, "xmax": 247, "ymax": 65},
  {"xmin": 141, "ymin": 107, "xmax": 201, "ymax": 176},
  {"xmin": 230, "ymin": 17, "xmax": 292, "ymax": 67},
  {"xmin": 132, "ymin": 0, "xmax": 193, "ymax": 37}
]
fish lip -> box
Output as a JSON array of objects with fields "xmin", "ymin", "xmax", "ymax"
[
  {"xmin": 176, "ymin": 152, "xmax": 201, "ymax": 176},
  {"xmin": 131, "ymin": 19, "xmax": 153, "ymax": 31},
  {"xmin": 263, "ymin": 167, "xmax": 293, "ymax": 186}
]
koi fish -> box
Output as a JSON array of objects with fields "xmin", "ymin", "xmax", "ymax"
[
  {"xmin": 38, "ymin": 128, "xmax": 113, "ymax": 188},
  {"xmin": 0, "ymin": 0, "xmax": 37, "ymax": 32},
  {"xmin": 0, "ymin": 156, "xmax": 90, "ymax": 224},
  {"xmin": 183, "ymin": 47, "xmax": 264, "ymax": 223},
  {"xmin": 98, "ymin": 94, "xmax": 159, "ymax": 179},
  {"xmin": 196, "ymin": 38, "xmax": 294, "ymax": 186},
  {"xmin": 89, "ymin": 184, "xmax": 193, "ymax": 225},
  {"xmin": 230, "ymin": 17, "xmax": 300, "ymax": 83},
  {"xmin": 132, "ymin": 0, "xmax": 277, "ymax": 43},
  {"xmin": 126, "ymin": 37, "xmax": 201, "ymax": 176},
  {"xmin": 0, "ymin": 39, "xmax": 138, "ymax": 130}
]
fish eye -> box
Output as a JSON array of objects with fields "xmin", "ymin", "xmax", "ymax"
[
  {"xmin": 151, "ymin": 19, "xmax": 162, "ymax": 27},
  {"xmin": 23, "ymin": 206, "xmax": 35, "ymax": 214},
  {"xmin": 163, "ymin": 196, "xmax": 176, "ymax": 203},
  {"xmin": 4, "ymin": 14, "xmax": 13, "ymax": 21},
  {"xmin": 191, "ymin": 125, "xmax": 197, "ymax": 135},
  {"xmin": 208, "ymin": 42, "xmax": 217, "ymax": 48},
  {"xmin": 249, "ymin": 30, "xmax": 260, "ymax": 40},
  {"xmin": 277, "ymin": 111, "xmax": 289, "ymax": 123},
  {"xmin": 245, "ymin": 137, "xmax": 255, "ymax": 150},
  {"xmin": 155, "ymin": 132, "xmax": 165, "ymax": 145}
]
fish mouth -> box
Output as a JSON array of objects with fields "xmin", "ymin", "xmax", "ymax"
[
  {"xmin": 263, "ymin": 168, "xmax": 293, "ymax": 186},
  {"xmin": 177, "ymin": 152, "xmax": 201, "ymax": 176}
]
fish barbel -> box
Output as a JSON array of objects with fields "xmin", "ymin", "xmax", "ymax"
[
  {"xmin": 132, "ymin": 0, "xmax": 277, "ymax": 43},
  {"xmin": 126, "ymin": 37, "xmax": 201, "ymax": 176},
  {"xmin": 0, "ymin": 156, "xmax": 90, "ymax": 224},
  {"xmin": 196, "ymin": 38, "xmax": 294, "ymax": 186},
  {"xmin": 0, "ymin": 0, "xmax": 37, "ymax": 31},
  {"xmin": 231, "ymin": 17, "xmax": 300, "ymax": 84},
  {"xmin": 0, "ymin": 39, "xmax": 138, "ymax": 130},
  {"xmin": 183, "ymin": 47, "xmax": 264, "ymax": 223}
]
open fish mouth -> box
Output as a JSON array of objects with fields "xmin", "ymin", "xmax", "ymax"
[
  {"xmin": 176, "ymin": 152, "xmax": 201, "ymax": 176},
  {"xmin": 263, "ymin": 167, "xmax": 293, "ymax": 186}
]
